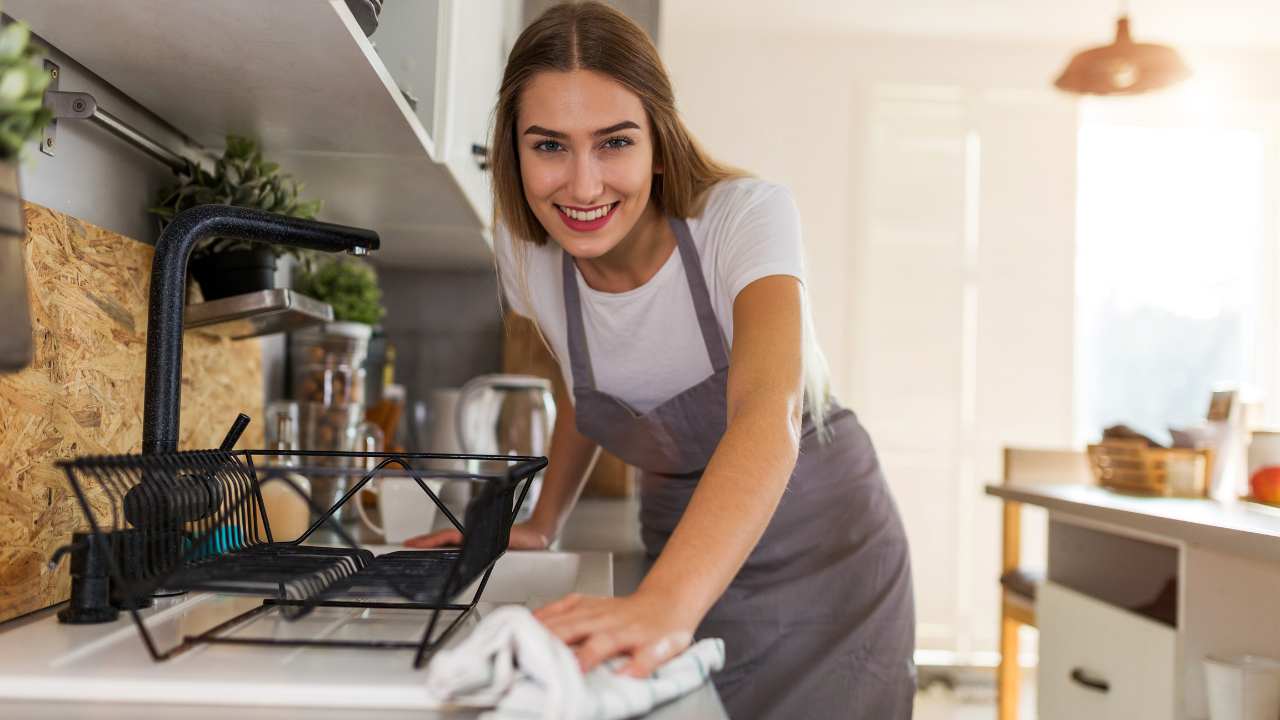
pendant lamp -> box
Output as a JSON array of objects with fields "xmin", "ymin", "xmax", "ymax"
[{"xmin": 1054, "ymin": 9, "xmax": 1191, "ymax": 96}]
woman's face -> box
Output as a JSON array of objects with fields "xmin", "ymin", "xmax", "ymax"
[{"xmin": 516, "ymin": 69, "xmax": 659, "ymax": 260}]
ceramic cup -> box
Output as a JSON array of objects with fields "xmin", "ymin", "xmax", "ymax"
[
  {"xmin": 1204, "ymin": 654, "xmax": 1280, "ymax": 720},
  {"xmin": 356, "ymin": 478, "xmax": 445, "ymax": 544}
]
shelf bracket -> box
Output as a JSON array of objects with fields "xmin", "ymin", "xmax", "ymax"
[
  {"xmin": 41, "ymin": 64, "xmax": 191, "ymax": 173},
  {"xmin": 39, "ymin": 59, "xmax": 58, "ymax": 156}
]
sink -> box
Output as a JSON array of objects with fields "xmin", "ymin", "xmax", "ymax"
[
  {"xmin": 359, "ymin": 546, "xmax": 613, "ymax": 606},
  {"xmin": 465, "ymin": 550, "xmax": 610, "ymax": 605}
]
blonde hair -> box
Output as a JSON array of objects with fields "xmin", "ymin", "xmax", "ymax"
[{"xmin": 490, "ymin": 1, "xmax": 832, "ymax": 432}]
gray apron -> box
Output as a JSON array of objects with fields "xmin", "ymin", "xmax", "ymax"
[{"xmin": 562, "ymin": 217, "xmax": 916, "ymax": 719}]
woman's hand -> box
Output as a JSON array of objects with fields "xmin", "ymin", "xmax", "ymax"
[
  {"xmin": 403, "ymin": 520, "xmax": 552, "ymax": 550},
  {"xmin": 534, "ymin": 589, "xmax": 700, "ymax": 678}
]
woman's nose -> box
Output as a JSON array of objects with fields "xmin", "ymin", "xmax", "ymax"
[{"xmin": 568, "ymin": 153, "xmax": 604, "ymax": 204}]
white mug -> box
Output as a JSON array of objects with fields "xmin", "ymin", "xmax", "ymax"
[
  {"xmin": 1204, "ymin": 655, "xmax": 1280, "ymax": 720},
  {"xmin": 357, "ymin": 478, "xmax": 446, "ymax": 544}
]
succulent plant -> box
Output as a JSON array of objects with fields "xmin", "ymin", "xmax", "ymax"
[
  {"xmin": 294, "ymin": 256, "xmax": 385, "ymax": 326},
  {"xmin": 148, "ymin": 134, "xmax": 323, "ymax": 259},
  {"xmin": 0, "ymin": 18, "xmax": 53, "ymax": 160}
]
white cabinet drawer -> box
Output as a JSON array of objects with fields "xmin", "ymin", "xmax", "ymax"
[{"xmin": 1038, "ymin": 581, "xmax": 1176, "ymax": 720}]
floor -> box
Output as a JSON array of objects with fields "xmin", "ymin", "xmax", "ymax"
[{"xmin": 914, "ymin": 667, "xmax": 1037, "ymax": 719}]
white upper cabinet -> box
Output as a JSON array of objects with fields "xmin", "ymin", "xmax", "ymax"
[
  {"xmin": 435, "ymin": 0, "xmax": 519, "ymax": 232},
  {"xmin": 6, "ymin": 0, "xmax": 516, "ymax": 269}
]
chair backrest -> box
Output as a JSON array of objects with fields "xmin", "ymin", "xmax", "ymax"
[
  {"xmin": 1000, "ymin": 447, "xmax": 1093, "ymax": 578},
  {"xmin": 1002, "ymin": 447, "xmax": 1093, "ymax": 487}
]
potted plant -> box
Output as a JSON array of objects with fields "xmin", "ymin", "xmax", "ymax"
[
  {"xmin": 147, "ymin": 134, "xmax": 322, "ymax": 301},
  {"xmin": 0, "ymin": 15, "xmax": 52, "ymax": 373}
]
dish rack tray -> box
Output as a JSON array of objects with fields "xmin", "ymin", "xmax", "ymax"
[{"xmin": 56, "ymin": 444, "xmax": 545, "ymax": 668}]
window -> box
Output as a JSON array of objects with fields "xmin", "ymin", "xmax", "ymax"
[{"xmin": 1075, "ymin": 117, "xmax": 1267, "ymax": 444}]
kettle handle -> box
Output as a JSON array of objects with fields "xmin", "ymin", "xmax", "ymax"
[{"xmin": 455, "ymin": 375, "xmax": 496, "ymax": 454}]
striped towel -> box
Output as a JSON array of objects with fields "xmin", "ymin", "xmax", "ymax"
[{"xmin": 423, "ymin": 605, "xmax": 724, "ymax": 720}]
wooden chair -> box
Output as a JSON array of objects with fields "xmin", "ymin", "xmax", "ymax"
[{"xmin": 997, "ymin": 447, "xmax": 1094, "ymax": 720}]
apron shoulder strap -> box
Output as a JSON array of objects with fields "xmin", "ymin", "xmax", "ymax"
[{"xmin": 670, "ymin": 217, "xmax": 730, "ymax": 371}]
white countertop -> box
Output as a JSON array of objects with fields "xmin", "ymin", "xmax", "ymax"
[
  {"xmin": 986, "ymin": 483, "xmax": 1280, "ymax": 563},
  {"xmin": 0, "ymin": 545, "xmax": 725, "ymax": 719}
]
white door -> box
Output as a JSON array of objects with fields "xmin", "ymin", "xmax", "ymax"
[{"xmin": 849, "ymin": 84, "xmax": 1077, "ymax": 661}]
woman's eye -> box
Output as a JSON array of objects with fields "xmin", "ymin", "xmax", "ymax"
[
  {"xmin": 602, "ymin": 136, "xmax": 633, "ymax": 150},
  {"xmin": 534, "ymin": 140, "xmax": 564, "ymax": 152}
]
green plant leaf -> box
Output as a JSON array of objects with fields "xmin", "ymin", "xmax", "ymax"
[
  {"xmin": 0, "ymin": 67, "xmax": 28, "ymax": 102},
  {"xmin": 0, "ymin": 23, "xmax": 30, "ymax": 62}
]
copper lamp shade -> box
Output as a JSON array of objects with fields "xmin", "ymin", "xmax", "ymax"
[{"xmin": 1054, "ymin": 16, "xmax": 1191, "ymax": 96}]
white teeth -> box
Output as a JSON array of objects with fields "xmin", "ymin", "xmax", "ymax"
[{"xmin": 559, "ymin": 204, "xmax": 613, "ymax": 222}]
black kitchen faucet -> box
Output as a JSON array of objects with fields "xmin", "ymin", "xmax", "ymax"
[{"xmin": 141, "ymin": 204, "xmax": 379, "ymax": 455}]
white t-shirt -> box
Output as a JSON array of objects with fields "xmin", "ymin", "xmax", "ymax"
[{"xmin": 495, "ymin": 177, "xmax": 806, "ymax": 413}]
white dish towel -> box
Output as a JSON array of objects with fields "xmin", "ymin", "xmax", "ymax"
[{"xmin": 423, "ymin": 605, "xmax": 724, "ymax": 720}]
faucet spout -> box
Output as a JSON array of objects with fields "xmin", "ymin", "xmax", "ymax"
[{"xmin": 142, "ymin": 204, "xmax": 380, "ymax": 455}]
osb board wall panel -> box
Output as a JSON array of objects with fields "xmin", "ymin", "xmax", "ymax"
[
  {"xmin": 0, "ymin": 203, "xmax": 264, "ymax": 623},
  {"xmin": 502, "ymin": 312, "xmax": 633, "ymax": 498}
]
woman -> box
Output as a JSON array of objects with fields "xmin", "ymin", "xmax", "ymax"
[{"xmin": 407, "ymin": 3, "xmax": 916, "ymax": 717}]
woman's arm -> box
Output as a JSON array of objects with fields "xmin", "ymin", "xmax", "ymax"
[
  {"xmin": 525, "ymin": 369, "xmax": 604, "ymax": 544},
  {"xmin": 536, "ymin": 274, "xmax": 806, "ymax": 675}
]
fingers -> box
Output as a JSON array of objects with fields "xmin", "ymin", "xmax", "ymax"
[
  {"xmin": 574, "ymin": 630, "xmax": 625, "ymax": 673},
  {"xmin": 532, "ymin": 592, "xmax": 582, "ymax": 620},
  {"xmin": 402, "ymin": 528, "xmax": 462, "ymax": 548},
  {"xmin": 620, "ymin": 631, "xmax": 692, "ymax": 678}
]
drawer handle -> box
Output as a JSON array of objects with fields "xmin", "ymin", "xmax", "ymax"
[{"xmin": 1070, "ymin": 667, "xmax": 1110, "ymax": 693}]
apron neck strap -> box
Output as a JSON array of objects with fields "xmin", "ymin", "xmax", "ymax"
[
  {"xmin": 561, "ymin": 216, "xmax": 730, "ymax": 393},
  {"xmin": 669, "ymin": 216, "xmax": 730, "ymax": 371}
]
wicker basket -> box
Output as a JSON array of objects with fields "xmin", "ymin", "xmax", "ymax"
[{"xmin": 1087, "ymin": 439, "xmax": 1213, "ymax": 497}]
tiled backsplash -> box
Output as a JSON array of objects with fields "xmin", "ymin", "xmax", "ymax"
[{"xmin": 377, "ymin": 267, "xmax": 504, "ymax": 404}]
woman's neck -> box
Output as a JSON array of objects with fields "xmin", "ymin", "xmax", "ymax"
[{"xmin": 574, "ymin": 202, "xmax": 675, "ymax": 293}]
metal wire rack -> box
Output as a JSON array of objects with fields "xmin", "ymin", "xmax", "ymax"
[{"xmin": 56, "ymin": 445, "xmax": 544, "ymax": 668}]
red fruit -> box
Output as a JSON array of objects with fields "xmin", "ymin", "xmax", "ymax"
[{"xmin": 1249, "ymin": 466, "xmax": 1280, "ymax": 503}]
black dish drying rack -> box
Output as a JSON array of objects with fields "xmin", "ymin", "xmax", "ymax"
[{"xmin": 55, "ymin": 436, "xmax": 545, "ymax": 669}]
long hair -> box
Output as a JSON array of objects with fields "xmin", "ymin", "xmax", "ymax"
[{"xmin": 490, "ymin": 1, "xmax": 832, "ymax": 430}]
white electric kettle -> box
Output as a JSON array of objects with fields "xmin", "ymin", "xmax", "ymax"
[{"xmin": 455, "ymin": 374, "xmax": 556, "ymax": 522}]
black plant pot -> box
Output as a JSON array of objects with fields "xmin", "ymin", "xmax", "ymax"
[{"xmin": 189, "ymin": 245, "xmax": 278, "ymax": 301}]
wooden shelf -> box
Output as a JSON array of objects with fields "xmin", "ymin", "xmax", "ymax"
[{"xmin": 8, "ymin": 0, "xmax": 493, "ymax": 269}]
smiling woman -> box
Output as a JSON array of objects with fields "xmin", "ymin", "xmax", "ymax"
[{"xmin": 406, "ymin": 3, "xmax": 917, "ymax": 718}]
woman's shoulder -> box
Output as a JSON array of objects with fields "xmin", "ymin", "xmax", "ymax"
[
  {"xmin": 702, "ymin": 176, "xmax": 793, "ymax": 207},
  {"xmin": 494, "ymin": 221, "xmax": 559, "ymax": 267},
  {"xmin": 696, "ymin": 177, "xmax": 797, "ymax": 228}
]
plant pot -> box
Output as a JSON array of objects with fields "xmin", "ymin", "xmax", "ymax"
[
  {"xmin": 188, "ymin": 244, "xmax": 278, "ymax": 301},
  {"xmin": 0, "ymin": 159, "xmax": 33, "ymax": 372}
]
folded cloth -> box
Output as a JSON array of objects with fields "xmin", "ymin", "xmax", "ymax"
[{"xmin": 423, "ymin": 605, "xmax": 724, "ymax": 720}]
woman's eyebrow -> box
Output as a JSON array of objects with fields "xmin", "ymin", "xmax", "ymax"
[
  {"xmin": 522, "ymin": 121, "xmax": 641, "ymax": 139},
  {"xmin": 592, "ymin": 121, "xmax": 640, "ymax": 136}
]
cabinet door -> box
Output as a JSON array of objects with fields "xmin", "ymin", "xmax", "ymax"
[
  {"xmin": 439, "ymin": 0, "xmax": 516, "ymax": 225},
  {"xmin": 371, "ymin": 0, "xmax": 447, "ymax": 146},
  {"xmin": 1038, "ymin": 581, "xmax": 1177, "ymax": 720}
]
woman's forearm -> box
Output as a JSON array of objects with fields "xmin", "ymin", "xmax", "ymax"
[
  {"xmin": 527, "ymin": 385, "xmax": 601, "ymax": 543},
  {"xmin": 637, "ymin": 392, "xmax": 801, "ymax": 618}
]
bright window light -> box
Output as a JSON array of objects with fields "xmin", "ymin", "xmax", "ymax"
[{"xmin": 1075, "ymin": 122, "xmax": 1266, "ymax": 444}]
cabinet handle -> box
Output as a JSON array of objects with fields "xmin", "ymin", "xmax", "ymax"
[
  {"xmin": 471, "ymin": 143, "xmax": 489, "ymax": 171},
  {"xmin": 1070, "ymin": 667, "xmax": 1110, "ymax": 693}
]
